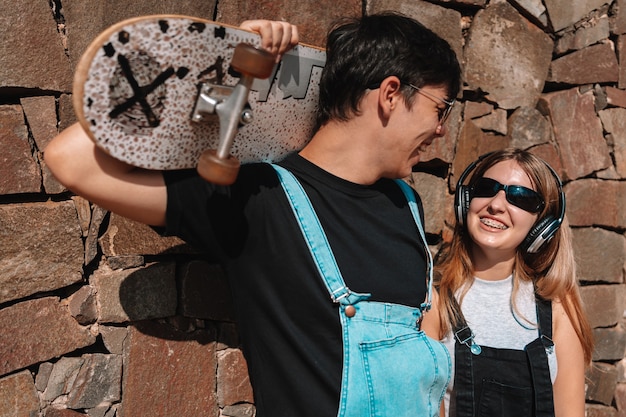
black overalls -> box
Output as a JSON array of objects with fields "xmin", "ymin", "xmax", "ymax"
[{"xmin": 451, "ymin": 296, "xmax": 555, "ymax": 417}]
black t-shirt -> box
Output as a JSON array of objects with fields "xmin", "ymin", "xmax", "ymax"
[{"xmin": 163, "ymin": 153, "xmax": 428, "ymax": 417}]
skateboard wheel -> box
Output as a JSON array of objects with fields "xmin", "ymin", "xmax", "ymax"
[
  {"xmin": 197, "ymin": 149, "xmax": 241, "ymax": 185},
  {"xmin": 231, "ymin": 43, "xmax": 276, "ymax": 79}
]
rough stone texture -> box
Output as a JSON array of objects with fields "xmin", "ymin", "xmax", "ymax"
[
  {"xmin": 617, "ymin": 35, "xmax": 626, "ymax": 89},
  {"xmin": 0, "ymin": 297, "xmax": 95, "ymax": 377},
  {"xmin": 367, "ymin": 0, "xmax": 464, "ymax": 62},
  {"xmin": 586, "ymin": 403, "xmax": 619, "ymax": 417},
  {"xmin": 599, "ymin": 107, "xmax": 626, "ymax": 177},
  {"xmin": 464, "ymin": 2, "xmax": 553, "ymax": 109},
  {"xmin": 100, "ymin": 325, "xmax": 129, "ymax": 355},
  {"xmin": 0, "ymin": 105, "xmax": 42, "ymax": 194},
  {"xmin": 217, "ymin": 348, "xmax": 254, "ymax": 407},
  {"xmin": 66, "ymin": 354, "xmax": 122, "ymax": 409},
  {"xmin": 217, "ymin": 0, "xmax": 361, "ymax": 47},
  {"xmin": 63, "ymin": 0, "xmax": 219, "ymax": 72},
  {"xmin": 0, "ymin": 201, "xmax": 83, "ymax": 304},
  {"xmin": 606, "ymin": 86, "xmax": 626, "ymax": 108},
  {"xmin": 180, "ymin": 261, "xmax": 235, "ymax": 321},
  {"xmin": 122, "ymin": 321, "xmax": 218, "ymax": 416},
  {"xmin": 548, "ymin": 42, "xmax": 619, "ymax": 84},
  {"xmin": 538, "ymin": 88, "xmax": 611, "ymax": 180},
  {"xmin": 93, "ymin": 263, "xmax": 177, "ymax": 323},
  {"xmin": 586, "ymin": 362, "xmax": 619, "ymax": 405},
  {"xmin": 555, "ymin": 13, "xmax": 610, "ymax": 54},
  {"xmin": 42, "ymin": 357, "xmax": 85, "ymax": 402},
  {"xmin": 68, "ymin": 286, "xmax": 98, "ymax": 325},
  {"xmin": 593, "ymin": 325, "xmax": 626, "ymax": 361},
  {"xmin": 580, "ymin": 285, "xmax": 626, "ymax": 328},
  {"xmin": 407, "ymin": 173, "xmax": 451, "ymax": 236},
  {"xmin": 572, "ymin": 227, "xmax": 626, "ymax": 283},
  {"xmin": 0, "ymin": 370, "xmax": 39, "ymax": 417},
  {"xmin": 565, "ymin": 179, "xmax": 626, "ymax": 228},
  {"xmin": 99, "ymin": 214, "xmax": 191, "ymax": 256},
  {"xmin": 544, "ymin": 0, "xmax": 610, "ymax": 32},
  {"xmin": 0, "ymin": 1, "xmax": 72, "ymax": 91},
  {"xmin": 506, "ymin": 107, "xmax": 554, "ymax": 149}
]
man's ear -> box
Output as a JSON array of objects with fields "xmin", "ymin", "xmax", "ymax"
[{"xmin": 378, "ymin": 76, "xmax": 402, "ymax": 117}]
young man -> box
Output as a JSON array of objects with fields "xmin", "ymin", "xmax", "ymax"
[{"xmin": 46, "ymin": 13, "xmax": 461, "ymax": 417}]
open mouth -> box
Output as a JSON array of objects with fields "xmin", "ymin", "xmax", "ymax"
[{"xmin": 480, "ymin": 217, "xmax": 507, "ymax": 230}]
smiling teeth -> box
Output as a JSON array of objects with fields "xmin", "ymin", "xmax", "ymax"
[{"xmin": 481, "ymin": 218, "xmax": 507, "ymax": 230}]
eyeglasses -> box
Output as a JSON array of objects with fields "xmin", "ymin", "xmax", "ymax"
[
  {"xmin": 471, "ymin": 177, "xmax": 545, "ymax": 213},
  {"xmin": 406, "ymin": 83, "xmax": 455, "ymax": 127}
]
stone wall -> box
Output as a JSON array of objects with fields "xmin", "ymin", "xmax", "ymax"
[{"xmin": 1, "ymin": 0, "xmax": 625, "ymax": 416}]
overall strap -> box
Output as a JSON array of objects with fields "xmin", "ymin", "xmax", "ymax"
[
  {"xmin": 272, "ymin": 165, "xmax": 432, "ymax": 311},
  {"xmin": 526, "ymin": 296, "xmax": 555, "ymax": 416},
  {"xmin": 393, "ymin": 179, "xmax": 434, "ymax": 312},
  {"xmin": 272, "ymin": 164, "xmax": 369, "ymax": 306}
]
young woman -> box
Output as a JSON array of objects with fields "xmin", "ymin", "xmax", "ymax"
[{"xmin": 434, "ymin": 149, "xmax": 593, "ymax": 417}]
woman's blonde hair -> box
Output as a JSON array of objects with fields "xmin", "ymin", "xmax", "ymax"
[{"xmin": 435, "ymin": 148, "xmax": 594, "ymax": 364}]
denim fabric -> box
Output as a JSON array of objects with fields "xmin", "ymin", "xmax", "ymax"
[{"xmin": 273, "ymin": 165, "xmax": 450, "ymax": 417}]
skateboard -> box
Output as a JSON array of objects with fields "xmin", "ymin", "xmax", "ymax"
[{"xmin": 73, "ymin": 15, "xmax": 326, "ymax": 184}]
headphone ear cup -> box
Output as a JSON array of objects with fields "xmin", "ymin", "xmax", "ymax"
[
  {"xmin": 455, "ymin": 184, "xmax": 471, "ymax": 226},
  {"xmin": 521, "ymin": 215, "xmax": 557, "ymax": 253}
]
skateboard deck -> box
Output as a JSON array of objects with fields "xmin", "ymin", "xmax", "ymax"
[{"xmin": 73, "ymin": 14, "xmax": 325, "ymax": 173}]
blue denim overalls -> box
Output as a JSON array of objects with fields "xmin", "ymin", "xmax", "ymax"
[
  {"xmin": 452, "ymin": 296, "xmax": 554, "ymax": 417},
  {"xmin": 273, "ymin": 165, "xmax": 450, "ymax": 417}
]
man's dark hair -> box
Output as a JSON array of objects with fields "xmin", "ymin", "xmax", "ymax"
[{"xmin": 316, "ymin": 12, "xmax": 461, "ymax": 128}]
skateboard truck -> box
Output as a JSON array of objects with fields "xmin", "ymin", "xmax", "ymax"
[{"xmin": 194, "ymin": 43, "xmax": 275, "ymax": 185}]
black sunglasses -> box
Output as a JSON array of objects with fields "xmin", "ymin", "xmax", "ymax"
[{"xmin": 471, "ymin": 177, "xmax": 545, "ymax": 213}]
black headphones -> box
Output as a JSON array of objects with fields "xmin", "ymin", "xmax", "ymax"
[{"xmin": 454, "ymin": 152, "xmax": 566, "ymax": 254}]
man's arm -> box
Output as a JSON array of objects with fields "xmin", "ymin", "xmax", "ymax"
[
  {"xmin": 45, "ymin": 20, "xmax": 299, "ymax": 227},
  {"xmin": 44, "ymin": 123, "xmax": 168, "ymax": 226}
]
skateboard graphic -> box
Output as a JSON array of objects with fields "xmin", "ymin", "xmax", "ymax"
[{"xmin": 73, "ymin": 15, "xmax": 326, "ymax": 184}]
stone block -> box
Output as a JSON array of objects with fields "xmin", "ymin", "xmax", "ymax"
[
  {"xmin": 0, "ymin": 1, "xmax": 72, "ymax": 90},
  {"xmin": 572, "ymin": 228, "xmax": 625, "ymax": 283},
  {"xmin": 99, "ymin": 213, "xmax": 191, "ymax": 256},
  {"xmin": 0, "ymin": 200, "xmax": 84, "ymax": 304},
  {"xmin": 100, "ymin": 325, "xmax": 129, "ymax": 355},
  {"xmin": 93, "ymin": 263, "xmax": 177, "ymax": 323},
  {"xmin": 587, "ymin": 362, "xmax": 618, "ymax": 405},
  {"xmin": 565, "ymin": 180, "xmax": 626, "ymax": 228},
  {"xmin": 217, "ymin": 348, "xmax": 254, "ymax": 407},
  {"xmin": 0, "ymin": 105, "xmax": 42, "ymax": 194},
  {"xmin": 367, "ymin": 0, "xmax": 463, "ymax": 62},
  {"xmin": 593, "ymin": 325, "xmax": 626, "ymax": 361},
  {"xmin": 407, "ymin": 173, "xmax": 450, "ymax": 236},
  {"xmin": 122, "ymin": 321, "xmax": 217, "ymax": 416},
  {"xmin": 581, "ymin": 285, "xmax": 626, "ymax": 328},
  {"xmin": 506, "ymin": 106, "xmax": 553, "ymax": 149},
  {"xmin": 66, "ymin": 354, "xmax": 122, "ymax": 409},
  {"xmin": 218, "ymin": 0, "xmax": 360, "ymax": 47},
  {"xmin": 538, "ymin": 88, "xmax": 611, "ymax": 180},
  {"xmin": 69, "ymin": 286, "xmax": 98, "ymax": 325},
  {"xmin": 0, "ymin": 370, "xmax": 39, "ymax": 417},
  {"xmin": 43, "ymin": 357, "xmax": 85, "ymax": 402},
  {"xmin": 546, "ymin": 43, "xmax": 619, "ymax": 85},
  {"xmin": 463, "ymin": 2, "xmax": 553, "ymax": 109},
  {"xmin": 606, "ymin": 86, "xmax": 626, "ymax": 108},
  {"xmin": 544, "ymin": 0, "xmax": 609, "ymax": 32},
  {"xmin": 0, "ymin": 297, "xmax": 95, "ymax": 377},
  {"xmin": 555, "ymin": 14, "xmax": 610, "ymax": 54},
  {"xmin": 63, "ymin": 0, "xmax": 218, "ymax": 72},
  {"xmin": 180, "ymin": 261, "xmax": 235, "ymax": 321},
  {"xmin": 21, "ymin": 96, "xmax": 58, "ymax": 152},
  {"xmin": 586, "ymin": 403, "xmax": 618, "ymax": 417},
  {"xmin": 599, "ymin": 107, "xmax": 626, "ymax": 177}
]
